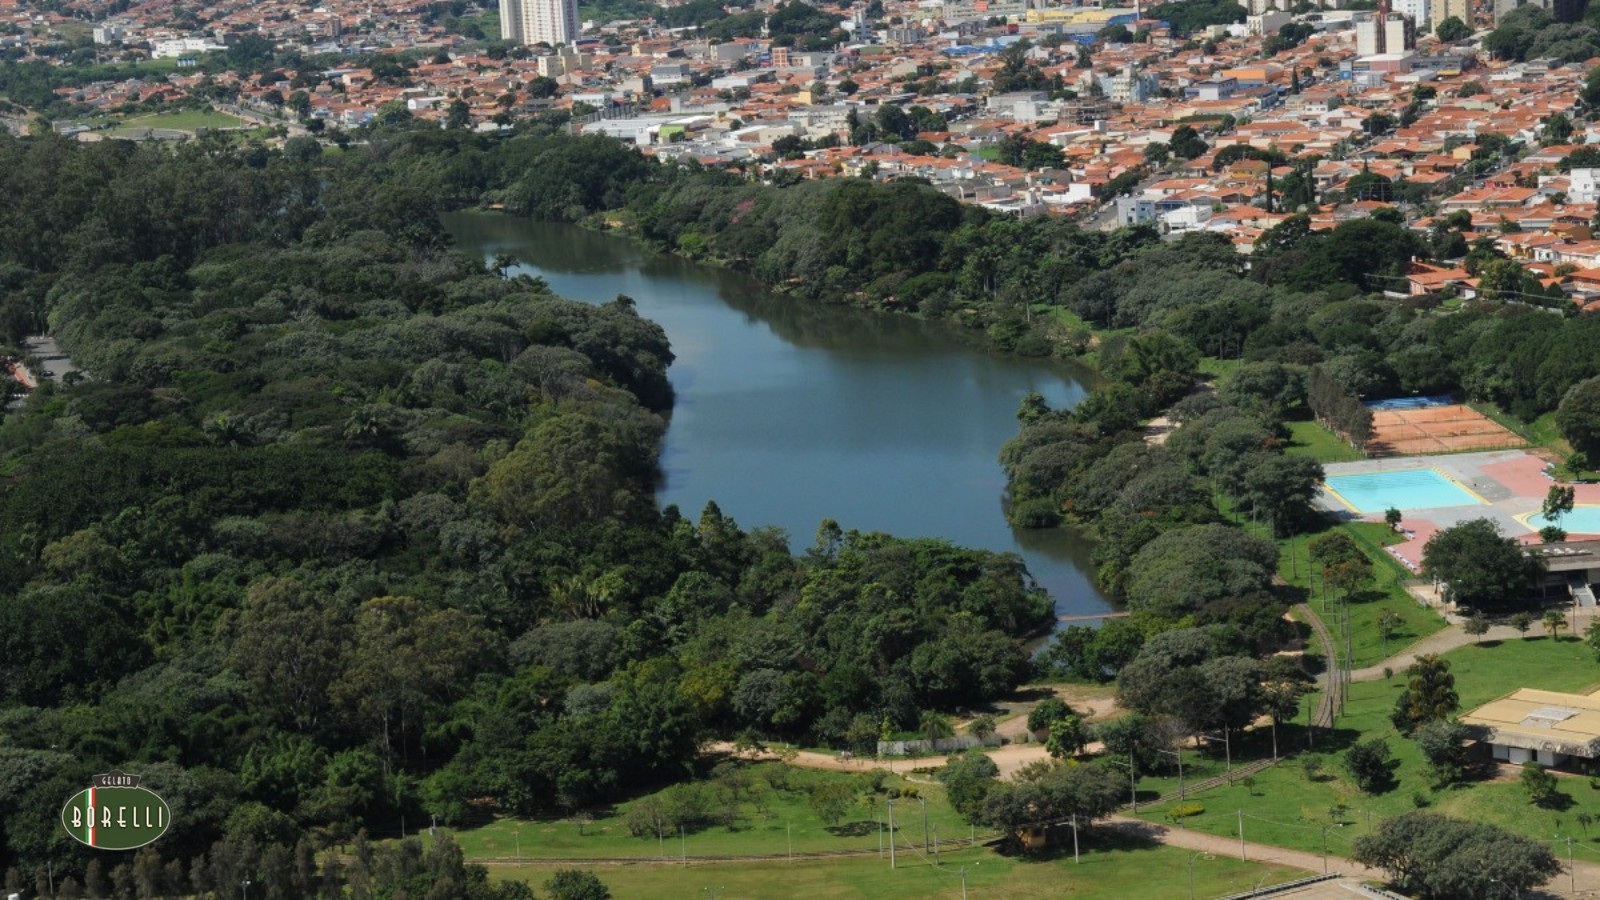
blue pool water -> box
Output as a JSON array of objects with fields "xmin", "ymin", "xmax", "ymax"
[
  {"xmin": 1528, "ymin": 507, "xmax": 1600, "ymax": 534},
  {"xmin": 1365, "ymin": 395, "xmax": 1453, "ymax": 411},
  {"xmin": 1323, "ymin": 469, "xmax": 1485, "ymax": 513}
]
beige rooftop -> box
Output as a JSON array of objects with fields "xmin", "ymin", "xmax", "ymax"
[{"xmin": 1461, "ymin": 688, "xmax": 1600, "ymax": 758}]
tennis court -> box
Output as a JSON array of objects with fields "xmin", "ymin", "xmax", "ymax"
[{"xmin": 1365, "ymin": 403, "xmax": 1524, "ymax": 456}]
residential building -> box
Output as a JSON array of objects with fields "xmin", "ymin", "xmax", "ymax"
[
  {"xmin": 500, "ymin": 0, "xmax": 579, "ymax": 46},
  {"xmin": 1395, "ymin": 0, "xmax": 1431, "ymax": 31},
  {"xmin": 1430, "ymin": 0, "xmax": 1470, "ymax": 29},
  {"xmin": 1570, "ymin": 168, "xmax": 1600, "ymax": 204},
  {"xmin": 1101, "ymin": 65, "xmax": 1160, "ymax": 104},
  {"xmin": 1246, "ymin": 10, "xmax": 1292, "ymax": 35},
  {"xmin": 1355, "ymin": 18, "xmax": 1383, "ymax": 56},
  {"xmin": 1385, "ymin": 14, "xmax": 1416, "ymax": 53}
]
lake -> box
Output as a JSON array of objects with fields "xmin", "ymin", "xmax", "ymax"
[{"xmin": 444, "ymin": 212, "xmax": 1113, "ymax": 619}]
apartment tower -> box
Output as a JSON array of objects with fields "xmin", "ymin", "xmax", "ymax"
[{"xmin": 500, "ymin": 0, "xmax": 579, "ymax": 46}]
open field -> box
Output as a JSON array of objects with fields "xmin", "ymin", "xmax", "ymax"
[
  {"xmin": 1135, "ymin": 637, "xmax": 1600, "ymax": 857},
  {"xmin": 485, "ymin": 837, "xmax": 1307, "ymax": 899},
  {"xmin": 431, "ymin": 764, "xmax": 983, "ymax": 862},
  {"xmin": 1366, "ymin": 403, "xmax": 1524, "ymax": 457},
  {"xmin": 106, "ymin": 108, "xmax": 246, "ymax": 135}
]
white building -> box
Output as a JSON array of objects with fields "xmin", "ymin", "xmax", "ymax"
[
  {"xmin": 1395, "ymin": 0, "xmax": 1431, "ymax": 31},
  {"xmin": 1100, "ymin": 66, "xmax": 1160, "ymax": 104},
  {"xmin": 500, "ymin": 0, "xmax": 579, "ymax": 46},
  {"xmin": 1570, "ymin": 168, "xmax": 1600, "ymax": 204},
  {"xmin": 150, "ymin": 37, "xmax": 224, "ymax": 58},
  {"xmin": 1355, "ymin": 18, "xmax": 1384, "ymax": 56},
  {"xmin": 1246, "ymin": 10, "xmax": 1292, "ymax": 34},
  {"xmin": 1385, "ymin": 14, "xmax": 1417, "ymax": 53}
]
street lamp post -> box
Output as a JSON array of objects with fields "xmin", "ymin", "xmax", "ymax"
[
  {"xmin": 1157, "ymin": 748, "xmax": 1185, "ymax": 800},
  {"xmin": 887, "ymin": 800, "xmax": 897, "ymax": 870},
  {"xmin": 916, "ymin": 795, "xmax": 929, "ymax": 852},
  {"xmin": 241, "ymin": 879, "xmax": 252, "ymax": 900}
]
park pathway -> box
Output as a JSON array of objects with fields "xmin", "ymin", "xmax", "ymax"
[
  {"xmin": 1346, "ymin": 622, "xmax": 1526, "ymax": 682},
  {"xmin": 1106, "ymin": 815, "xmax": 1600, "ymax": 897}
]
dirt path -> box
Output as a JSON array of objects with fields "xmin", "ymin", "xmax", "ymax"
[{"xmin": 705, "ymin": 742, "xmax": 1053, "ymax": 780}]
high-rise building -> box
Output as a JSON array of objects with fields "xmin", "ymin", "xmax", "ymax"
[
  {"xmin": 500, "ymin": 0, "xmax": 579, "ymax": 46},
  {"xmin": 1356, "ymin": 17, "xmax": 1384, "ymax": 55},
  {"xmin": 1429, "ymin": 0, "xmax": 1470, "ymax": 31},
  {"xmin": 1385, "ymin": 13, "xmax": 1416, "ymax": 51},
  {"xmin": 1394, "ymin": 0, "xmax": 1430, "ymax": 31}
]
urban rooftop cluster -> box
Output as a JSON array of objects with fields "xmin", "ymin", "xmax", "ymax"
[{"xmin": 7, "ymin": 0, "xmax": 1600, "ymax": 306}]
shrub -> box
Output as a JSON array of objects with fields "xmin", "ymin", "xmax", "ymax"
[{"xmin": 1165, "ymin": 802, "xmax": 1205, "ymax": 822}]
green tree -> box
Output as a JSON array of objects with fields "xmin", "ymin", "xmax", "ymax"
[
  {"xmin": 1027, "ymin": 698, "xmax": 1072, "ymax": 733},
  {"xmin": 1412, "ymin": 719, "xmax": 1471, "ymax": 787},
  {"xmin": 1045, "ymin": 716, "xmax": 1090, "ymax": 758},
  {"xmin": 938, "ymin": 752, "xmax": 1000, "ymax": 822},
  {"xmin": 1392, "ymin": 655, "xmax": 1458, "ymax": 734},
  {"xmin": 226, "ymin": 577, "xmax": 351, "ymax": 731},
  {"xmin": 1463, "ymin": 615, "xmax": 1490, "ymax": 644},
  {"xmin": 808, "ymin": 781, "xmax": 856, "ymax": 825},
  {"xmin": 1377, "ymin": 610, "xmax": 1402, "ymax": 655},
  {"xmin": 1521, "ymin": 761, "xmax": 1560, "ymax": 806},
  {"xmin": 546, "ymin": 869, "xmax": 612, "ymax": 900},
  {"xmin": 968, "ymin": 714, "xmax": 997, "ymax": 741},
  {"xmin": 1168, "ymin": 124, "xmax": 1208, "ymax": 160},
  {"xmin": 1543, "ymin": 609, "xmax": 1567, "ymax": 640},
  {"xmin": 1421, "ymin": 519, "xmax": 1544, "ymax": 613},
  {"xmin": 1513, "ymin": 611, "xmax": 1535, "ymax": 637},
  {"xmin": 1436, "ymin": 15, "xmax": 1471, "ymax": 41},
  {"xmin": 1343, "ymin": 738, "xmax": 1397, "ymax": 794},
  {"xmin": 1557, "ymin": 376, "xmax": 1600, "ymax": 465},
  {"xmin": 1352, "ymin": 812, "xmax": 1560, "ymax": 899}
]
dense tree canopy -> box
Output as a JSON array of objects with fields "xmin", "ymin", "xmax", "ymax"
[{"xmin": 0, "ymin": 130, "xmax": 1056, "ymax": 889}]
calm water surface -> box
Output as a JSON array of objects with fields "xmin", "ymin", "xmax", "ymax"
[{"xmin": 444, "ymin": 213, "xmax": 1113, "ymax": 618}]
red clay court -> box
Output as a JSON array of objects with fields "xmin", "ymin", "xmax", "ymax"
[{"xmin": 1366, "ymin": 403, "xmax": 1525, "ymax": 456}]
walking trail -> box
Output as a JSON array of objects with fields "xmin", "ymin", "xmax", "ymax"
[
  {"xmin": 1347, "ymin": 622, "xmax": 1526, "ymax": 682},
  {"xmin": 1107, "ymin": 815, "xmax": 1600, "ymax": 896},
  {"xmin": 705, "ymin": 741, "xmax": 1054, "ymax": 780}
]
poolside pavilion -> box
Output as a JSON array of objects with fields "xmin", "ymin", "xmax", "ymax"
[{"xmin": 1462, "ymin": 687, "xmax": 1600, "ymax": 767}]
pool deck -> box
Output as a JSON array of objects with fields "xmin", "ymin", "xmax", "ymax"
[{"xmin": 1317, "ymin": 450, "xmax": 1599, "ymax": 570}]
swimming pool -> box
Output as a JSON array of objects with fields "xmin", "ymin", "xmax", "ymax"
[
  {"xmin": 1323, "ymin": 468, "xmax": 1487, "ymax": 514},
  {"xmin": 1527, "ymin": 506, "xmax": 1600, "ymax": 534}
]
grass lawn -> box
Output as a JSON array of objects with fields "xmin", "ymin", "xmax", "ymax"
[
  {"xmin": 1283, "ymin": 420, "xmax": 1365, "ymax": 464},
  {"xmin": 118, "ymin": 108, "xmax": 246, "ymax": 132},
  {"xmin": 1135, "ymin": 637, "xmax": 1600, "ymax": 856},
  {"xmin": 487, "ymin": 835, "xmax": 1307, "ymax": 899},
  {"xmin": 1198, "ymin": 357, "xmax": 1242, "ymax": 385},
  {"xmin": 430, "ymin": 763, "xmax": 984, "ymax": 862},
  {"xmin": 1280, "ymin": 522, "xmax": 1445, "ymax": 670}
]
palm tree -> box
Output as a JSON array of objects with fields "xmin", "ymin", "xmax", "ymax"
[
  {"xmin": 919, "ymin": 711, "xmax": 953, "ymax": 742},
  {"xmin": 1544, "ymin": 609, "xmax": 1567, "ymax": 641}
]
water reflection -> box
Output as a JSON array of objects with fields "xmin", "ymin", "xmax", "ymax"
[{"xmin": 444, "ymin": 212, "xmax": 1113, "ymax": 618}]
